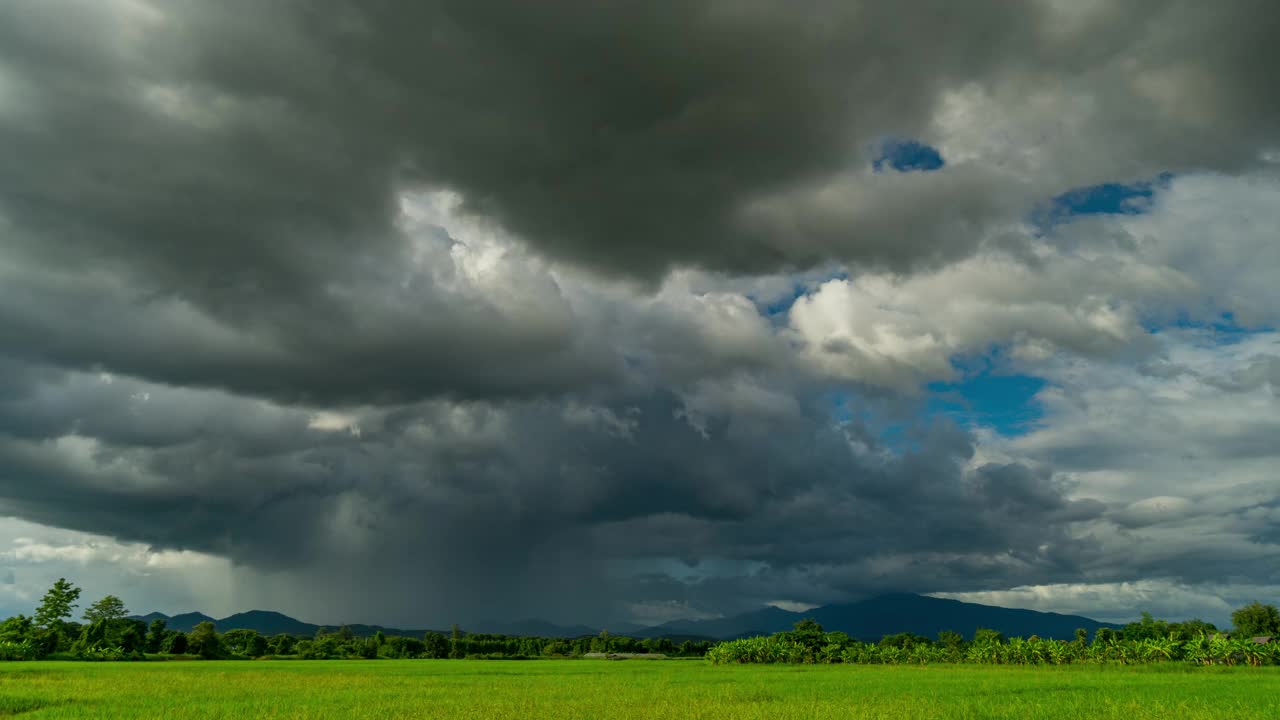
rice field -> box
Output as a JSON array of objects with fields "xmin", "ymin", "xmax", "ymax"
[{"xmin": 0, "ymin": 659, "xmax": 1276, "ymax": 719}]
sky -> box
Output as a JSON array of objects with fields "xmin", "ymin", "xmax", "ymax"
[{"xmin": 0, "ymin": 0, "xmax": 1277, "ymax": 629}]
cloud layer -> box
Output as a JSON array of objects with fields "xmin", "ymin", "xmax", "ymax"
[{"xmin": 0, "ymin": 0, "xmax": 1277, "ymax": 626}]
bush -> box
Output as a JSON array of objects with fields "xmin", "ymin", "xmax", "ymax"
[{"xmin": 0, "ymin": 641, "xmax": 40, "ymax": 661}]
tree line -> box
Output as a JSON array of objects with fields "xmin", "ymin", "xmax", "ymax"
[
  {"xmin": 708, "ymin": 604, "xmax": 1280, "ymax": 666},
  {"xmin": 0, "ymin": 579, "xmax": 714, "ymax": 661},
  {"xmin": 2, "ymin": 579, "xmax": 1276, "ymax": 663}
]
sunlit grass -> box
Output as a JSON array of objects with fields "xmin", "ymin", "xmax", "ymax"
[{"xmin": 0, "ymin": 660, "xmax": 1276, "ymax": 719}]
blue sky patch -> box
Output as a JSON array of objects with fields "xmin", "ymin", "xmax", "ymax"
[
  {"xmin": 1037, "ymin": 173, "xmax": 1173, "ymax": 228},
  {"xmin": 1160, "ymin": 311, "xmax": 1275, "ymax": 342},
  {"xmin": 926, "ymin": 372, "xmax": 1047, "ymax": 437},
  {"xmin": 873, "ymin": 139, "xmax": 945, "ymax": 173}
]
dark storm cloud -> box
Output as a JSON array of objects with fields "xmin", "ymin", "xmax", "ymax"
[
  {"xmin": 2, "ymin": 0, "xmax": 1279, "ymax": 403},
  {"xmin": 0, "ymin": 363, "xmax": 1107, "ymax": 623},
  {"xmin": 1, "ymin": 0, "xmax": 1279, "ymax": 625}
]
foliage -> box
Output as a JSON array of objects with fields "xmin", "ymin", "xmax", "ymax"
[
  {"xmin": 146, "ymin": 619, "xmax": 168, "ymax": 653},
  {"xmin": 223, "ymin": 629, "xmax": 269, "ymax": 658},
  {"xmin": 33, "ymin": 579, "xmax": 81, "ymax": 634},
  {"xmin": 706, "ymin": 619, "xmax": 1280, "ymax": 667},
  {"xmin": 163, "ymin": 632, "xmax": 189, "ymax": 655},
  {"xmin": 83, "ymin": 595, "xmax": 129, "ymax": 623},
  {"xmin": 72, "ymin": 619, "xmax": 146, "ymax": 658},
  {"xmin": 187, "ymin": 622, "xmax": 223, "ymax": 659},
  {"xmin": 1231, "ymin": 602, "xmax": 1280, "ymax": 638},
  {"xmin": 2, "ymin": 576, "xmax": 1269, "ymax": 667},
  {"xmin": 0, "ymin": 640, "xmax": 39, "ymax": 661}
]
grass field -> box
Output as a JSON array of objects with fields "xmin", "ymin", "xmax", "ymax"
[{"xmin": 0, "ymin": 660, "xmax": 1277, "ymax": 719}]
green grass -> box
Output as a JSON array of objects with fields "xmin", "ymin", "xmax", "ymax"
[{"xmin": 0, "ymin": 660, "xmax": 1276, "ymax": 719}]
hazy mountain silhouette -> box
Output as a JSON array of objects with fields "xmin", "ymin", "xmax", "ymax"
[
  {"xmin": 131, "ymin": 611, "xmax": 599, "ymax": 639},
  {"xmin": 133, "ymin": 594, "xmax": 1122, "ymax": 641},
  {"xmin": 636, "ymin": 593, "xmax": 1121, "ymax": 641}
]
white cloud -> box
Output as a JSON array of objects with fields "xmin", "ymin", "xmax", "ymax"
[
  {"xmin": 933, "ymin": 580, "xmax": 1278, "ymax": 627},
  {"xmin": 0, "ymin": 516, "xmax": 233, "ymax": 618}
]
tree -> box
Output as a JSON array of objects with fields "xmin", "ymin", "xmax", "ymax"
[
  {"xmin": 83, "ymin": 595, "xmax": 129, "ymax": 623},
  {"xmin": 937, "ymin": 630, "xmax": 965, "ymax": 650},
  {"xmin": 146, "ymin": 619, "xmax": 168, "ymax": 653},
  {"xmin": 187, "ymin": 621, "xmax": 223, "ymax": 659},
  {"xmin": 423, "ymin": 632, "xmax": 448, "ymax": 659},
  {"xmin": 1169, "ymin": 618, "xmax": 1217, "ymax": 641},
  {"xmin": 34, "ymin": 578, "xmax": 81, "ymax": 631},
  {"xmin": 268, "ymin": 634, "xmax": 297, "ymax": 656},
  {"xmin": 163, "ymin": 632, "xmax": 188, "ymax": 655},
  {"xmin": 972, "ymin": 628, "xmax": 1005, "ymax": 645},
  {"xmin": 590, "ymin": 629, "xmax": 612, "ymax": 653},
  {"xmin": 785, "ymin": 618, "xmax": 827, "ymax": 652},
  {"xmin": 223, "ymin": 629, "xmax": 266, "ymax": 657},
  {"xmin": 879, "ymin": 632, "xmax": 931, "ymax": 649},
  {"xmin": 1231, "ymin": 602, "xmax": 1280, "ymax": 638},
  {"xmin": 1122, "ymin": 612, "xmax": 1171, "ymax": 641},
  {"xmin": 449, "ymin": 624, "xmax": 465, "ymax": 659}
]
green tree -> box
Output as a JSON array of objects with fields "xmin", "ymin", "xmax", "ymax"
[
  {"xmin": 146, "ymin": 619, "xmax": 167, "ymax": 653},
  {"xmin": 785, "ymin": 618, "xmax": 827, "ymax": 653},
  {"xmin": 34, "ymin": 578, "xmax": 81, "ymax": 632},
  {"xmin": 972, "ymin": 628, "xmax": 1005, "ymax": 645},
  {"xmin": 1231, "ymin": 602, "xmax": 1280, "ymax": 638},
  {"xmin": 83, "ymin": 595, "xmax": 129, "ymax": 623},
  {"xmin": 268, "ymin": 634, "xmax": 297, "ymax": 656},
  {"xmin": 879, "ymin": 632, "xmax": 931, "ymax": 649},
  {"xmin": 937, "ymin": 630, "xmax": 965, "ymax": 649},
  {"xmin": 1122, "ymin": 612, "xmax": 1171, "ymax": 641},
  {"xmin": 222, "ymin": 629, "xmax": 266, "ymax": 657},
  {"xmin": 423, "ymin": 632, "xmax": 448, "ymax": 659},
  {"xmin": 590, "ymin": 629, "xmax": 612, "ymax": 653},
  {"xmin": 162, "ymin": 631, "xmax": 188, "ymax": 654},
  {"xmin": 0, "ymin": 615, "xmax": 34, "ymax": 645},
  {"xmin": 449, "ymin": 624, "xmax": 465, "ymax": 659},
  {"xmin": 187, "ymin": 621, "xmax": 223, "ymax": 659},
  {"xmin": 1169, "ymin": 618, "xmax": 1217, "ymax": 641}
]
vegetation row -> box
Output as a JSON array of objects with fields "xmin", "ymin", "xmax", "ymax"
[
  {"xmin": 705, "ymin": 617, "xmax": 1280, "ymax": 667},
  {"xmin": 1, "ymin": 578, "xmax": 1276, "ymax": 666}
]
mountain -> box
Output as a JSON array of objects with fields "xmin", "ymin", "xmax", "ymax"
[
  {"xmin": 131, "ymin": 612, "xmax": 171, "ymax": 625},
  {"xmin": 134, "ymin": 611, "xmax": 620, "ymax": 639},
  {"xmin": 634, "ymin": 594, "xmax": 1122, "ymax": 641},
  {"xmin": 130, "ymin": 594, "xmax": 1123, "ymax": 642},
  {"xmin": 808, "ymin": 593, "xmax": 1121, "ymax": 641},
  {"xmin": 130, "ymin": 611, "xmax": 432, "ymax": 638},
  {"xmin": 164, "ymin": 612, "xmax": 218, "ymax": 632},
  {"xmin": 635, "ymin": 606, "xmax": 799, "ymax": 639},
  {"xmin": 217, "ymin": 611, "xmax": 317, "ymax": 637}
]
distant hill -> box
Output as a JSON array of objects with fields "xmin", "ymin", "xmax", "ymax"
[
  {"xmin": 129, "ymin": 610, "xmax": 433, "ymax": 638},
  {"xmin": 634, "ymin": 593, "xmax": 1122, "ymax": 641},
  {"xmin": 166, "ymin": 612, "xmax": 218, "ymax": 630},
  {"xmin": 217, "ymin": 611, "xmax": 317, "ymax": 637},
  {"xmin": 633, "ymin": 606, "xmax": 799, "ymax": 639},
  {"xmin": 809, "ymin": 593, "xmax": 1122, "ymax": 641},
  {"xmin": 131, "ymin": 593, "xmax": 1123, "ymax": 642}
]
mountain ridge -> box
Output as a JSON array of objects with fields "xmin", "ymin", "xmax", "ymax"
[{"xmin": 132, "ymin": 593, "xmax": 1124, "ymax": 641}]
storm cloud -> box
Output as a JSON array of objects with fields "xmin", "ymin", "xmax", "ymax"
[{"xmin": 0, "ymin": 1, "xmax": 1277, "ymax": 626}]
